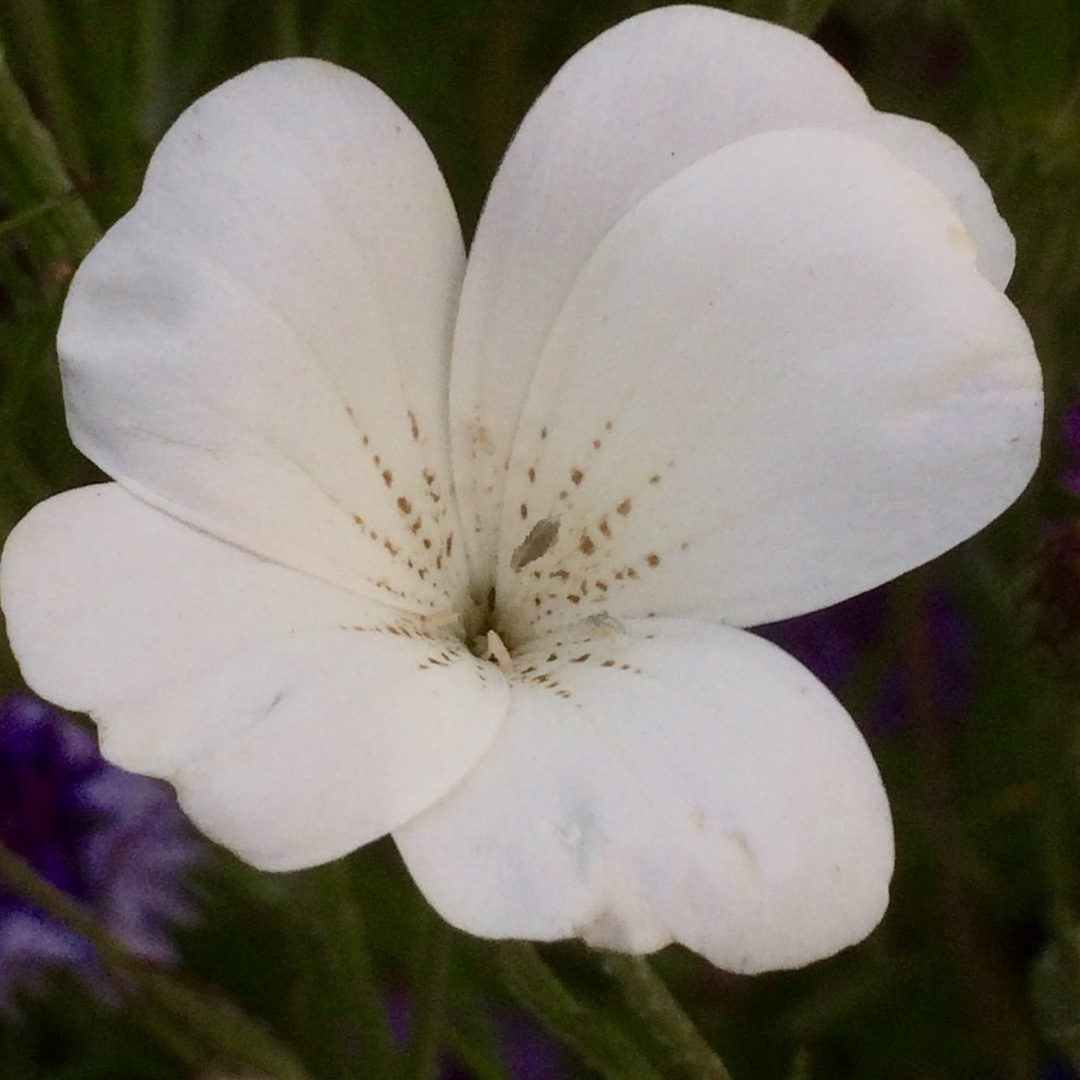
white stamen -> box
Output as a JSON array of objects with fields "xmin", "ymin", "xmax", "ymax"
[{"xmin": 486, "ymin": 629, "xmax": 514, "ymax": 675}]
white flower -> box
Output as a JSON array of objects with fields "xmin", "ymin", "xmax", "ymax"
[{"xmin": 0, "ymin": 6, "xmax": 1041, "ymax": 973}]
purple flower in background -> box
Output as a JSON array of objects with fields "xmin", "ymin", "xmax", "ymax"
[
  {"xmin": 0, "ymin": 693, "xmax": 202, "ymax": 1007},
  {"xmin": 388, "ymin": 990, "xmax": 564, "ymax": 1079},
  {"xmin": 756, "ymin": 583, "xmax": 972, "ymax": 734},
  {"xmin": 755, "ymin": 588, "xmax": 888, "ymax": 694},
  {"xmin": 1039, "ymin": 1061, "xmax": 1080, "ymax": 1080},
  {"xmin": 1061, "ymin": 405, "xmax": 1080, "ymax": 495}
]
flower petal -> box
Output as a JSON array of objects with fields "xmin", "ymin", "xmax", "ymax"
[
  {"xmin": 0, "ymin": 485, "xmax": 509, "ymax": 868},
  {"xmin": 848, "ymin": 111, "xmax": 1015, "ymax": 289},
  {"xmin": 395, "ymin": 619, "xmax": 893, "ymax": 973},
  {"xmin": 166, "ymin": 626, "xmax": 509, "ymax": 870},
  {"xmin": 59, "ymin": 59, "xmax": 467, "ymax": 613},
  {"xmin": 489, "ymin": 128, "xmax": 1040, "ymax": 643},
  {"xmin": 450, "ymin": 5, "xmax": 1013, "ymax": 584}
]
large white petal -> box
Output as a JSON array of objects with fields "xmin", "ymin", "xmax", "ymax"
[
  {"xmin": 450, "ymin": 4, "xmax": 1013, "ymax": 585},
  {"xmin": 59, "ymin": 59, "xmax": 468, "ymax": 615},
  {"xmin": 488, "ymin": 128, "xmax": 1040, "ymax": 645},
  {"xmin": 395, "ymin": 620, "xmax": 892, "ymax": 973},
  {"xmin": 0, "ymin": 485, "xmax": 509, "ymax": 869}
]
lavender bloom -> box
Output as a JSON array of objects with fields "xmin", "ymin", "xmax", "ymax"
[
  {"xmin": 1040, "ymin": 1062, "xmax": 1080, "ymax": 1080},
  {"xmin": 755, "ymin": 588, "xmax": 888, "ymax": 694},
  {"xmin": 1062, "ymin": 405, "xmax": 1080, "ymax": 495},
  {"xmin": 387, "ymin": 991, "xmax": 564, "ymax": 1079},
  {"xmin": 0, "ymin": 693, "xmax": 202, "ymax": 1007},
  {"xmin": 756, "ymin": 583, "xmax": 972, "ymax": 735}
]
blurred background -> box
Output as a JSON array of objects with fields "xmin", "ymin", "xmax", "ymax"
[{"xmin": 2, "ymin": 1, "xmax": 1080, "ymax": 1078}]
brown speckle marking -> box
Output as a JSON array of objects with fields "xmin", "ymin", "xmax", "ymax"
[
  {"xmin": 598, "ymin": 518, "xmax": 612, "ymax": 539},
  {"xmin": 384, "ymin": 539, "xmax": 399, "ymax": 556},
  {"xmin": 346, "ymin": 405, "xmax": 355, "ymax": 419},
  {"xmin": 605, "ymin": 420, "xmax": 613, "ymax": 431},
  {"xmin": 570, "ymin": 653, "xmax": 591, "ymax": 664},
  {"xmin": 397, "ymin": 496, "xmax": 412, "ymax": 515},
  {"xmin": 567, "ymin": 594, "xmax": 581, "ymax": 604},
  {"xmin": 540, "ymin": 426, "xmax": 548, "ymax": 440},
  {"xmin": 408, "ymin": 410, "xmax": 420, "ymax": 441},
  {"xmin": 645, "ymin": 553, "xmax": 660, "ymax": 568},
  {"xmin": 570, "ymin": 468, "xmax": 584, "ymax": 486},
  {"xmin": 649, "ymin": 474, "xmax": 661, "ymax": 485},
  {"xmin": 616, "ymin": 498, "xmax": 632, "ymax": 517},
  {"xmin": 528, "ymin": 467, "xmax": 536, "ymax": 483},
  {"xmin": 602, "ymin": 659, "xmax": 616, "ymax": 668},
  {"xmin": 592, "ymin": 439, "xmax": 601, "ymax": 449},
  {"xmin": 362, "ymin": 434, "xmax": 370, "ymax": 446},
  {"xmin": 579, "ymin": 533, "xmax": 595, "ymax": 556},
  {"xmin": 382, "ymin": 469, "xmax": 394, "ymax": 488},
  {"xmin": 520, "ymin": 503, "xmax": 528, "ymax": 520},
  {"xmin": 511, "ymin": 517, "xmax": 560, "ymax": 572},
  {"xmin": 352, "ymin": 513, "xmax": 364, "ymax": 526}
]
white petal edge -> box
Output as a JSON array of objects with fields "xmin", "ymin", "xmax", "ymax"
[
  {"xmin": 488, "ymin": 128, "xmax": 1040, "ymax": 642},
  {"xmin": 395, "ymin": 619, "xmax": 893, "ymax": 973},
  {"xmin": 58, "ymin": 58, "xmax": 469, "ymax": 613},
  {"xmin": 0, "ymin": 484, "xmax": 510, "ymax": 869},
  {"xmin": 850, "ymin": 111, "xmax": 1015, "ymax": 289},
  {"xmin": 450, "ymin": 4, "xmax": 1013, "ymax": 585}
]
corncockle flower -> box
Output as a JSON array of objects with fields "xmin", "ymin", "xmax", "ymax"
[
  {"xmin": 0, "ymin": 694, "xmax": 200, "ymax": 1007},
  {"xmin": 0, "ymin": 6, "xmax": 1041, "ymax": 972}
]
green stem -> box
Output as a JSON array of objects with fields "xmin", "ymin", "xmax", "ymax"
[
  {"xmin": 498, "ymin": 942, "xmax": 664, "ymax": 1080},
  {"xmin": 4, "ymin": 0, "xmax": 89, "ymax": 177},
  {"xmin": 405, "ymin": 912, "xmax": 453, "ymax": 1080},
  {"xmin": 780, "ymin": 0, "xmax": 836, "ymax": 35},
  {"xmin": 600, "ymin": 953, "xmax": 733, "ymax": 1080},
  {"xmin": 135, "ymin": 0, "xmax": 170, "ymax": 142},
  {"xmin": 898, "ymin": 570, "xmax": 1037, "ymax": 1080},
  {"xmin": 273, "ymin": 0, "xmax": 303, "ymax": 57},
  {"xmin": 0, "ymin": 839, "xmax": 314, "ymax": 1080},
  {"xmin": 0, "ymin": 43, "xmax": 99, "ymax": 259},
  {"xmin": 442, "ymin": 996, "xmax": 515, "ymax": 1080},
  {"xmin": 305, "ymin": 860, "xmax": 399, "ymax": 1078}
]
